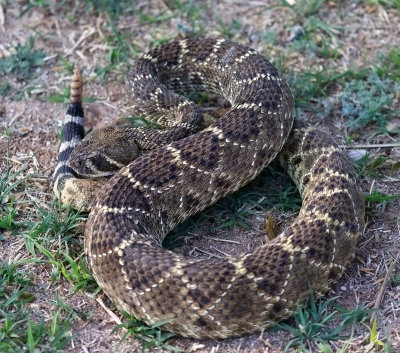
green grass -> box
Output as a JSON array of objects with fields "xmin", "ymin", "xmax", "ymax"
[
  {"xmin": 0, "ymin": 36, "xmax": 46, "ymax": 99},
  {"xmin": 279, "ymin": 48, "xmax": 400, "ymax": 133},
  {"xmin": 94, "ymin": 22, "xmax": 138, "ymax": 81},
  {"xmin": 0, "ymin": 140, "xmax": 168, "ymax": 351},
  {"xmin": 45, "ymin": 83, "xmax": 99, "ymax": 104},
  {"xmin": 137, "ymin": 10, "xmax": 175, "ymax": 25},
  {"xmin": 88, "ymin": 0, "xmax": 209, "ymax": 80},
  {"xmin": 340, "ymin": 71, "xmax": 399, "ymax": 130},
  {"xmin": 164, "ymin": 162, "xmax": 301, "ymax": 249},
  {"xmin": 0, "ymin": 136, "xmax": 24, "ymax": 233},
  {"xmin": 113, "ymin": 315, "xmax": 181, "ymax": 353},
  {"xmin": 391, "ymin": 260, "xmax": 400, "ymax": 287},
  {"xmin": 1, "ymin": 194, "xmax": 174, "ymax": 352},
  {"xmin": 123, "ymin": 116, "xmax": 164, "ymax": 129},
  {"xmin": 0, "ymin": 135, "xmax": 171, "ymax": 352},
  {"xmin": 339, "ymin": 49, "xmax": 400, "ymax": 131},
  {"xmin": 0, "ymin": 203, "xmax": 99, "ymax": 351},
  {"xmin": 353, "ymin": 153, "xmax": 387, "ymax": 179},
  {"xmin": 276, "ymin": 0, "xmax": 344, "ymax": 60},
  {"xmin": 272, "ymin": 16, "xmax": 399, "ymax": 133},
  {"xmin": 20, "ymin": 0, "xmax": 53, "ymax": 17},
  {"xmin": 280, "ymin": 0, "xmax": 325, "ymax": 16},
  {"xmin": 0, "ymin": 82, "xmax": 11, "ymax": 96},
  {"xmin": 365, "ymin": 191, "xmax": 400, "ymax": 212},
  {"xmin": 376, "ymin": 48, "xmax": 400, "ymax": 79},
  {"xmin": 289, "ymin": 16, "xmax": 343, "ymax": 60},
  {"xmin": 0, "ymin": 36, "xmax": 45, "ymax": 81},
  {"xmin": 0, "ymin": 261, "xmax": 73, "ymax": 352},
  {"xmin": 364, "ymin": 0, "xmax": 400, "ymax": 8},
  {"xmin": 0, "ymin": 148, "xmax": 97, "ymax": 351},
  {"xmin": 285, "ymin": 69, "xmax": 350, "ymax": 114},
  {"xmin": 206, "ymin": 164, "xmax": 300, "ymax": 230},
  {"xmin": 82, "ymin": 0, "xmax": 137, "ymax": 17},
  {"xmin": 0, "ymin": 164, "xmax": 31, "ymax": 213},
  {"xmin": 0, "ymin": 200, "xmax": 19, "ymax": 231},
  {"xmin": 352, "ymin": 152, "xmax": 400, "ymax": 212},
  {"xmin": 19, "ymin": 202, "xmax": 100, "ymax": 292},
  {"xmin": 260, "ymin": 29, "xmax": 278, "ymax": 46},
  {"xmin": 216, "ymin": 17, "xmax": 242, "ymax": 39},
  {"xmin": 173, "ymin": 0, "xmax": 207, "ymax": 36},
  {"xmin": 276, "ymin": 292, "xmax": 371, "ymax": 352},
  {"xmin": 0, "ymin": 155, "xmax": 95, "ymax": 292}
]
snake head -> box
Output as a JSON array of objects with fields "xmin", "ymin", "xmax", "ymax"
[{"xmin": 68, "ymin": 127, "xmax": 140, "ymax": 178}]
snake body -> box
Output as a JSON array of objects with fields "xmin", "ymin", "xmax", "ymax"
[{"xmin": 53, "ymin": 38, "xmax": 364, "ymax": 338}]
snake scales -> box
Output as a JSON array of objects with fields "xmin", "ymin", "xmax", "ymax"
[{"xmin": 53, "ymin": 38, "xmax": 365, "ymax": 339}]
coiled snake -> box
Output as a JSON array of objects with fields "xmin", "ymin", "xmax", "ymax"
[{"xmin": 53, "ymin": 38, "xmax": 364, "ymax": 338}]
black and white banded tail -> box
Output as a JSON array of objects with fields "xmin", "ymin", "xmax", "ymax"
[{"xmin": 52, "ymin": 68, "xmax": 85, "ymax": 198}]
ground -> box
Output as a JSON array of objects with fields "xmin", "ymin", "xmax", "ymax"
[{"xmin": 0, "ymin": 0, "xmax": 399, "ymax": 352}]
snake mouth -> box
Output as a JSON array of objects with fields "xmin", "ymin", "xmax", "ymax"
[{"xmin": 67, "ymin": 157, "xmax": 118, "ymax": 179}]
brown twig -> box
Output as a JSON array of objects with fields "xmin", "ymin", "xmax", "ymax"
[
  {"xmin": 370, "ymin": 227, "xmax": 400, "ymax": 324},
  {"xmin": 209, "ymin": 237, "xmax": 240, "ymax": 244},
  {"xmin": 96, "ymin": 297, "xmax": 122, "ymax": 325},
  {"xmin": 190, "ymin": 246, "xmax": 224, "ymax": 259},
  {"xmin": 340, "ymin": 143, "xmax": 400, "ymax": 149}
]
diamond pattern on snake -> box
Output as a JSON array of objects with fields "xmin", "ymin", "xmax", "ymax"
[{"xmin": 53, "ymin": 38, "xmax": 365, "ymax": 339}]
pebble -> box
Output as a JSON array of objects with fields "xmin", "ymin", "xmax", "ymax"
[{"xmin": 289, "ymin": 25, "xmax": 305, "ymax": 41}]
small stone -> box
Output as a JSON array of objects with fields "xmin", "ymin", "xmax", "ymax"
[
  {"xmin": 346, "ymin": 149, "xmax": 367, "ymax": 162},
  {"xmin": 249, "ymin": 34, "xmax": 260, "ymax": 43},
  {"xmin": 289, "ymin": 26, "xmax": 305, "ymax": 42}
]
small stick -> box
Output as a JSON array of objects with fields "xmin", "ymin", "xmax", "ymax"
[
  {"xmin": 209, "ymin": 237, "xmax": 240, "ymax": 244},
  {"xmin": 370, "ymin": 229, "xmax": 400, "ymax": 324},
  {"xmin": 96, "ymin": 297, "xmax": 122, "ymax": 325},
  {"xmin": 96, "ymin": 297, "xmax": 156, "ymax": 344},
  {"xmin": 339, "ymin": 143, "xmax": 400, "ymax": 149},
  {"xmin": 65, "ymin": 28, "xmax": 96, "ymax": 56},
  {"xmin": 192, "ymin": 246, "xmax": 224, "ymax": 259},
  {"xmin": 211, "ymin": 247, "xmax": 231, "ymax": 257}
]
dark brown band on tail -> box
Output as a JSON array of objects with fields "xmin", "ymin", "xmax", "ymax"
[{"xmin": 70, "ymin": 66, "xmax": 83, "ymax": 104}]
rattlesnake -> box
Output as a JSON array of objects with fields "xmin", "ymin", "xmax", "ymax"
[{"xmin": 53, "ymin": 38, "xmax": 365, "ymax": 339}]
